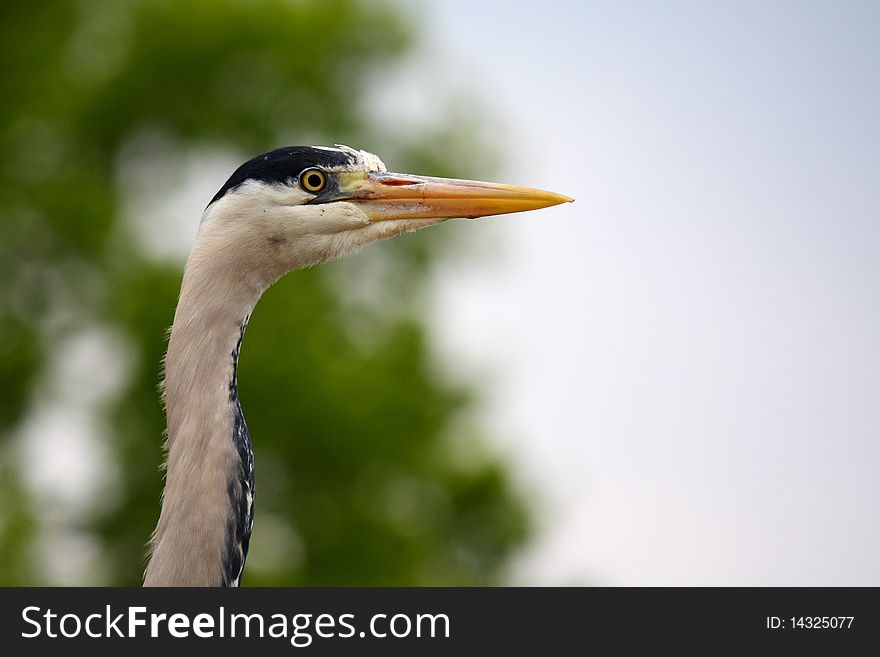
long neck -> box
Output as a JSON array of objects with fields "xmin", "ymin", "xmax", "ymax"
[{"xmin": 144, "ymin": 229, "xmax": 268, "ymax": 587}]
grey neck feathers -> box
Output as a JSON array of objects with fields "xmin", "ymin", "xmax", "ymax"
[{"xmin": 144, "ymin": 233, "xmax": 264, "ymax": 587}]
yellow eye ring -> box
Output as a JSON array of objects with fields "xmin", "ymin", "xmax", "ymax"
[{"xmin": 299, "ymin": 168, "xmax": 327, "ymax": 193}]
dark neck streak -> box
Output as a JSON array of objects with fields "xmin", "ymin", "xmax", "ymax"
[{"xmin": 222, "ymin": 315, "xmax": 255, "ymax": 587}]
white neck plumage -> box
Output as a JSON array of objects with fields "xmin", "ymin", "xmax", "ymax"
[{"xmin": 144, "ymin": 206, "xmax": 274, "ymax": 586}]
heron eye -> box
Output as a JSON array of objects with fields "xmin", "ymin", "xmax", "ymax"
[{"xmin": 299, "ymin": 168, "xmax": 327, "ymax": 193}]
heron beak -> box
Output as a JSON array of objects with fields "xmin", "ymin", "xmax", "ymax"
[{"xmin": 337, "ymin": 170, "xmax": 573, "ymax": 221}]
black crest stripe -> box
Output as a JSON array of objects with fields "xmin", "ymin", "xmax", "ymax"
[{"xmin": 209, "ymin": 146, "xmax": 361, "ymax": 206}]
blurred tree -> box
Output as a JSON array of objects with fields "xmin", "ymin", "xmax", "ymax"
[{"xmin": 0, "ymin": 0, "xmax": 529, "ymax": 585}]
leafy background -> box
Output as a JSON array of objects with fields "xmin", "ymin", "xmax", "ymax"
[{"xmin": 0, "ymin": 0, "xmax": 530, "ymax": 585}]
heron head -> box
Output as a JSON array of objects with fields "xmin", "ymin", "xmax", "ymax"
[{"xmin": 199, "ymin": 145, "xmax": 572, "ymax": 280}]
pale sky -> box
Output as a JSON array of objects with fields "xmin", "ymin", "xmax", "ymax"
[{"xmin": 414, "ymin": 1, "xmax": 880, "ymax": 584}]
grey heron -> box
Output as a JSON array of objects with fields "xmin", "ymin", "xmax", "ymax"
[{"xmin": 143, "ymin": 145, "xmax": 572, "ymax": 586}]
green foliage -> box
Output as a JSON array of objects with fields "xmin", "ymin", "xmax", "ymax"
[{"xmin": 0, "ymin": 0, "xmax": 529, "ymax": 585}]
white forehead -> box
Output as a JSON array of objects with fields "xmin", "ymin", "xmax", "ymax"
[{"xmin": 312, "ymin": 144, "xmax": 387, "ymax": 173}]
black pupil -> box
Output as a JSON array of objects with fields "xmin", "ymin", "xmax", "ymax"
[{"xmin": 307, "ymin": 173, "xmax": 322, "ymax": 189}]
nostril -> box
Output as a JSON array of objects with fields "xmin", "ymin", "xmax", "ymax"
[{"xmin": 380, "ymin": 177, "xmax": 420, "ymax": 186}]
